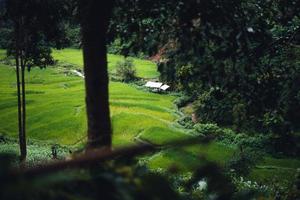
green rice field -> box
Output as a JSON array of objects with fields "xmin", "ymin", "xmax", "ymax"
[{"xmin": 0, "ymin": 48, "xmax": 299, "ymax": 187}]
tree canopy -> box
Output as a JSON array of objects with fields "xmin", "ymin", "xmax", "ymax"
[{"xmin": 108, "ymin": 0, "xmax": 300, "ymax": 155}]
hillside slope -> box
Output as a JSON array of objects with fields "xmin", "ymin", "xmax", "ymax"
[{"xmin": 0, "ymin": 49, "xmax": 299, "ymax": 188}]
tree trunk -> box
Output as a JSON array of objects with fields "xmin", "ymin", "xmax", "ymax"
[
  {"xmin": 80, "ymin": 0, "xmax": 114, "ymax": 149},
  {"xmin": 15, "ymin": 50, "xmax": 26, "ymax": 161},
  {"xmin": 20, "ymin": 55, "xmax": 27, "ymax": 160},
  {"xmin": 15, "ymin": 20, "xmax": 26, "ymax": 161}
]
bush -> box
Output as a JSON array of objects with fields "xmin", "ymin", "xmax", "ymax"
[
  {"xmin": 174, "ymin": 95, "xmax": 192, "ymax": 108},
  {"xmin": 193, "ymin": 87, "xmax": 234, "ymax": 126},
  {"xmin": 262, "ymin": 110, "xmax": 285, "ymax": 134},
  {"xmin": 0, "ymin": 28, "xmax": 12, "ymax": 49},
  {"xmin": 193, "ymin": 123, "xmax": 223, "ymax": 137},
  {"xmin": 65, "ymin": 26, "xmax": 81, "ymax": 48},
  {"xmin": 234, "ymin": 134, "xmax": 272, "ymax": 152},
  {"xmin": 261, "ymin": 111, "xmax": 299, "ymax": 156},
  {"xmin": 215, "ymin": 128, "xmax": 274, "ymax": 154},
  {"xmin": 115, "ymin": 58, "xmax": 136, "ymax": 82},
  {"xmin": 216, "ymin": 128, "xmax": 237, "ymax": 145},
  {"xmin": 177, "ymin": 116, "xmax": 194, "ymax": 129},
  {"xmin": 0, "ymin": 56, "xmax": 15, "ymax": 66},
  {"xmin": 226, "ymin": 147, "xmax": 263, "ymax": 176},
  {"xmin": 108, "ymin": 38, "xmax": 122, "ymax": 54},
  {"xmin": 232, "ymin": 103, "xmax": 247, "ymax": 131}
]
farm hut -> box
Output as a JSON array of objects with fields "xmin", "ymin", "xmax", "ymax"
[{"xmin": 145, "ymin": 81, "xmax": 170, "ymax": 92}]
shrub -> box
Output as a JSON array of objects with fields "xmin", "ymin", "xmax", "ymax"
[
  {"xmin": 234, "ymin": 134, "xmax": 272, "ymax": 152},
  {"xmin": 226, "ymin": 147, "xmax": 263, "ymax": 176},
  {"xmin": 65, "ymin": 26, "xmax": 81, "ymax": 48},
  {"xmin": 0, "ymin": 56, "xmax": 15, "ymax": 66},
  {"xmin": 115, "ymin": 58, "xmax": 136, "ymax": 82},
  {"xmin": 232, "ymin": 103, "xmax": 247, "ymax": 131},
  {"xmin": 193, "ymin": 123, "xmax": 222, "ymax": 137},
  {"xmin": 216, "ymin": 128, "xmax": 236, "ymax": 145},
  {"xmin": 108, "ymin": 38, "xmax": 122, "ymax": 54},
  {"xmin": 261, "ymin": 111, "xmax": 299, "ymax": 156},
  {"xmin": 0, "ymin": 28, "xmax": 12, "ymax": 49},
  {"xmin": 193, "ymin": 87, "xmax": 234, "ymax": 126},
  {"xmin": 174, "ymin": 95, "xmax": 192, "ymax": 108},
  {"xmin": 262, "ymin": 110, "xmax": 287, "ymax": 135},
  {"xmin": 177, "ymin": 116, "xmax": 194, "ymax": 129}
]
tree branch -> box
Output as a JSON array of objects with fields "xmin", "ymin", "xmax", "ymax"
[{"xmin": 10, "ymin": 136, "xmax": 212, "ymax": 178}]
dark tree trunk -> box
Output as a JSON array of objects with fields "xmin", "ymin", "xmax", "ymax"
[
  {"xmin": 15, "ymin": 20, "xmax": 26, "ymax": 161},
  {"xmin": 20, "ymin": 56, "xmax": 27, "ymax": 160},
  {"xmin": 16, "ymin": 51, "xmax": 26, "ymax": 161},
  {"xmin": 80, "ymin": 0, "xmax": 114, "ymax": 149}
]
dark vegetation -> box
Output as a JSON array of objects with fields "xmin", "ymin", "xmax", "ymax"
[
  {"xmin": 108, "ymin": 0, "xmax": 300, "ymax": 157},
  {"xmin": 0, "ymin": 0, "xmax": 299, "ymax": 199}
]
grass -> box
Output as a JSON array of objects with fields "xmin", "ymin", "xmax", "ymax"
[
  {"xmin": 0, "ymin": 65, "xmax": 175, "ymax": 146},
  {"xmin": 0, "ymin": 48, "xmax": 299, "ymax": 187},
  {"xmin": 0, "ymin": 49, "xmax": 6, "ymax": 59},
  {"xmin": 249, "ymin": 168, "xmax": 296, "ymax": 187},
  {"xmin": 138, "ymin": 127, "xmax": 190, "ymax": 145},
  {"xmin": 0, "ymin": 142, "xmax": 69, "ymax": 166},
  {"xmin": 147, "ymin": 142, "xmax": 235, "ymax": 172},
  {"xmin": 52, "ymin": 48, "xmax": 159, "ymax": 79}
]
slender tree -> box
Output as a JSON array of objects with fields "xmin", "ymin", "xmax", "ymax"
[
  {"xmin": 14, "ymin": 21, "xmax": 25, "ymax": 160},
  {"xmin": 4, "ymin": 0, "xmax": 67, "ymax": 161},
  {"xmin": 5, "ymin": 0, "xmax": 27, "ymax": 161},
  {"xmin": 79, "ymin": 0, "xmax": 114, "ymax": 149}
]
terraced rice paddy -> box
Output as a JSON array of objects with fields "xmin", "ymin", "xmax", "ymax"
[
  {"xmin": 0, "ymin": 49, "xmax": 299, "ymax": 186},
  {"xmin": 0, "ymin": 57, "xmax": 178, "ymax": 146},
  {"xmin": 52, "ymin": 48, "xmax": 159, "ymax": 79}
]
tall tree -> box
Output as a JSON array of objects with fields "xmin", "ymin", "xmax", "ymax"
[
  {"xmin": 4, "ymin": 0, "xmax": 67, "ymax": 161},
  {"xmin": 79, "ymin": 0, "xmax": 114, "ymax": 149},
  {"xmin": 14, "ymin": 20, "xmax": 24, "ymax": 160}
]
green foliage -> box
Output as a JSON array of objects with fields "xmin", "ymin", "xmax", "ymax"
[
  {"xmin": 0, "ymin": 152, "xmax": 268, "ymax": 200},
  {"xmin": 193, "ymin": 88, "xmax": 234, "ymax": 126},
  {"xmin": 193, "ymin": 123, "xmax": 222, "ymax": 137},
  {"xmin": 108, "ymin": 38, "xmax": 124, "ymax": 55},
  {"xmin": 0, "ymin": 150, "xmax": 269, "ymax": 200},
  {"xmin": 232, "ymin": 103, "xmax": 247, "ymax": 131},
  {"xmin": 230, "ymin": 176, "xmax": 273, "ymax": 198},
  {"xmin": 3, "ymin": 0, "xmax": 69, "ymax": 71},
  {"xmin": 191, "ymin": 123, "xmax": 275, "ymax": 155},
  {"xmin": 116, "ymin": 58, "xmax": 137, "ymax": 82},
  {"xmin": 177, "ymin": 116, "xmax": 193, "ymax": 129},
  {"xmin": 0, "ymin": 50, "xmax": 299, "ymax": 195},
  {"xmin": 191, "ymin": 122, "xmax": 278, "ymax": 155},
  {"xmin": 110, "ymin": 0, "xmax": 300, "ymax": 155},
  {"xmin": 0, "ymin": 134, "xmax": 71, "ymax": 166},
  {"xmin": 233, "ymin": 134, "xmax": 270, "ymax": 153},
  {"xmin": 108, "ymin": 0, "xmax": 171, "ymax": 57},
  {"xmin": 186, "ymin": 163, "xmax": 236, "ymax": 199},
  {"xmin": 262, "ymin": 110, "xmax": 285, "ymax": 134},
  {"xmin": 174, "ymin": 95, "xmax": 192, "ymax": 108},
  {"xmin": 0, "ymin": 27, "xmax": 12, "ymax": 49},
  {"xmin": 64, "ymin": 24, "xmax": 81, "ymax": 48},
  {"xmin": 0, "ymin": 55, "xmax": 14, "ymax": 66},
  {"xmin": 0, "ymin": 153, "xmax": 182, "ymax": 200},
  {"xmin": 226, "ymin": 148, "xmax": 263, "ymax": 176}
]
